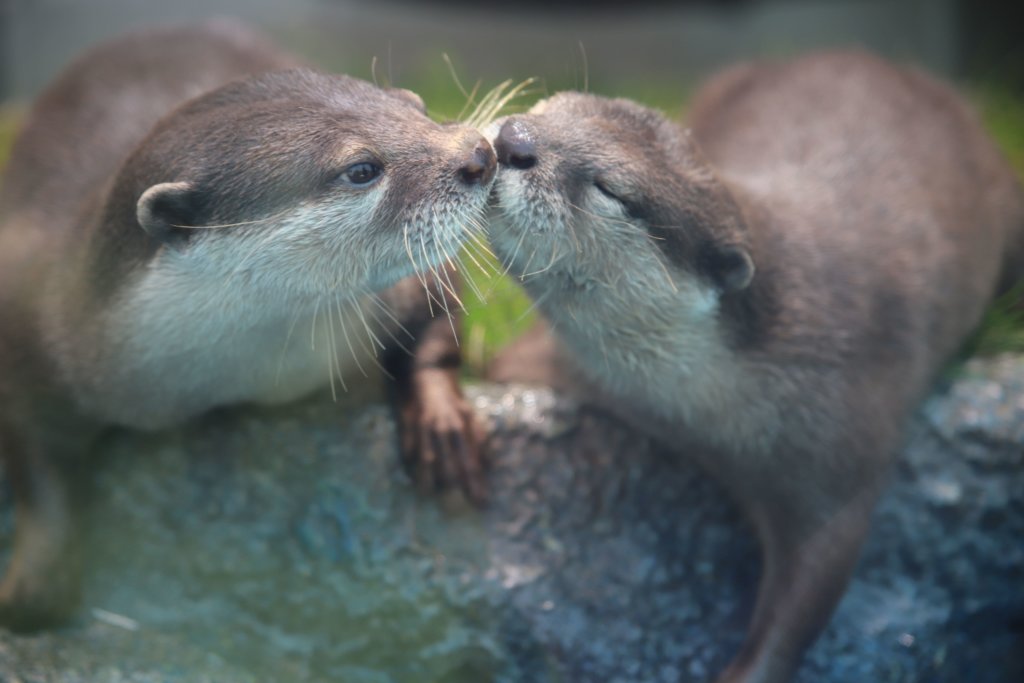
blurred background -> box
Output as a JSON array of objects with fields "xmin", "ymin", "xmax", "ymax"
[
  {"xmin": 1, "ymin": 0, "xmax": 1022, "ymax": 102},
  {"xmin": 1, "ymin": 4, "xmax": 1023, "ymax": 683},
  {"xmin": 1, "ymin": 0, "xmax": 1022, "ymax": 363}
]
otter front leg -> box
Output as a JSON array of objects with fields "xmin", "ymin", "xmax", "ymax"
[
  {"xmin": 0, "ymin": 427, "xmax": 81, "ymax": 630},
  {"xmin": 715, "ymin": 480, "xmax": 882, "ymax": 683},
  {"xmin": 380, "ymin": 267, "xmax": 485, "ymax": 504}
]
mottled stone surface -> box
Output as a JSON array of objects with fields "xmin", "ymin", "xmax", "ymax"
[{"xmin": 1, "ymin": 355, "xmax": 1022, "ymax": 682}]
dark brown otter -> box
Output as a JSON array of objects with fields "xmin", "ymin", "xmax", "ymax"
[
  {"xmin": 0, "ymin": 20, "xmax": 494, "ymax": 629},
  {"xmin": 486, "ymin": 51, "xmax": 1024, "ymax": 683}
]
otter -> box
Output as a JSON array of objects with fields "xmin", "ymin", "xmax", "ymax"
[
  {"xmin": 0, "ymin": 20, "xmax": 494, "ymax": 629},
  {"xmin": 486, "ymin": 52, "xmax": 1024, "ymax": 683}
]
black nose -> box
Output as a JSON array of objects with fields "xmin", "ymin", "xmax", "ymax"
[
  {"xmin": 495, "ymin": 119, "xmax": 537, "ymax": 170},
  {"xmin": 458, "ymin": 139, "xmax": 497, "ymax": 186}
]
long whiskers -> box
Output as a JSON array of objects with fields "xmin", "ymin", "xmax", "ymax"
[
  {"xmin": 324, "ymin": 298, "xmax": 347, "ymax": 398},
  {"xmin": 454, "ymin": 245, "xmax": 490, "ymax": 300},
  {"xmin": 435, "ymin": 254, "xmax": 466, "ymax": 313},
  {"xmin": 275, "ymin": 304, "xmax": 305, "ymax": 386},
  {"xmin": 334, "ymin": 297, "xmax": 368, "ymax": 379},
  {"xmin": 464, "ymin": 78, "xmax": 538, "ymax": 129},
  {"xmin": 652, "ymin": 250, "xmax": 680, "ymax": 294},
  {"xmin": 438, "ymin": 226, "xmax": 487, "ymax": 301},
  {"xmin": 519, "ymin": 248, "xmax": 539, "ymax": 281},
  {"xmin": 404, "ymin": 223, "xmax": 440, "ymax": 316},
  {"xmin": 519, "ymin": 244, "xmax": 563, "ymax": 278},
  {"xmin": 420, "ymin": 233, "xmax": 463, "ymax": 316},
  {"xmin": 346, "ymin": 293, "xmax": 386, "ymax": 354},
  {"xmin": 414, "ymin": 230, "xmax": 461, "ymax": 345},
  {"xmin": 170, "ymin": 205, "xmax": 294, "ymax": 231},
  {"xmin": 310, "ymin": 298, "xmax": 321, "ymax": 351},
  {"xmin": 433, "ymin": 270, "xmax": 460, "ymax": 347},
  {"xmin": 502, "ymin": 225, "xmax": 532, "ymax": 279},
  {"xmin": 514, "ymin": 287, "xmax": 553, "ymax": 325},
  {"xmin": 366, "ymin": 292, "xmax": 415, "ymax": 343},
  {"xmin": 442, "ymin": 53, "xmax": 484, "ymax": 122},
  {"xmin": 344, "ymin": 295, "xmax": 396, "ymax": 379}
]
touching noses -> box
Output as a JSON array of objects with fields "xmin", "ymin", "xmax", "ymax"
[
  {"xmin": 494, "ymin": 119, "xmax": 537, "ymax": 170},
  {"xmin": 458, "ymin": 137, "xmax": 498, "ymax": 187}
]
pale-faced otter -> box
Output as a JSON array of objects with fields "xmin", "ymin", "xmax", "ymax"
[
  {"xmin": 486, "ymin": 51, "xmax": 1024, "ymax": 683},
  {"xmin": 0, "ymin": 20, "xmax": 495, "ymax": 629}
]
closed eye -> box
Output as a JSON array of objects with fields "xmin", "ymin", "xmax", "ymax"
[
  {"xmin": 594, "ymin": 179, "xmax": 621, "ymax": 202},
  {"xmin": 593, "ymin": 178, "xmax": 647, "ymax": 221}
]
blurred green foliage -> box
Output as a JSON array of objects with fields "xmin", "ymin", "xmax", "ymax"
[
  {"xmin": 966, "ymin": 85, "xmax": 1024, "ymax": 356},
  {"xmin": 0, "ymin": 107, "xmax": 19, "ymax": 164},
  {"xmin": 964, "ymin": 283, "xmax": 1024, "ymax": 358},
  {"xmin": 977, "ymin": 85, "xmax": 1024, "ymax": 180}
]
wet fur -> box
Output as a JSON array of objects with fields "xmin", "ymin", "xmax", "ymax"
[{"xmin": 488, "ymin": 51, "xmax": 1024, "ymax": 683}]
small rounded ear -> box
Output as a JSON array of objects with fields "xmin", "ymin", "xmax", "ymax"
[
  {"xmin": 707, "ymin": 244, "xmax": 755, "ymax": 292},
  {"xmin": 389, "ymin": 87, "xmax": 426, "ymax": 113},
  {"xmin": 137, "ymin": 181, "xmax": 198, "ymax": 246}
]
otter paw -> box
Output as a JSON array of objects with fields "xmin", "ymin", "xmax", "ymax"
[{"xmin": 399, "ymin": 392, "xmax": 486, "ymax": 506}]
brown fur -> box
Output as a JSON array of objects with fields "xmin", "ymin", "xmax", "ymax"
[
  {"xmin": 487, "ymin": 51, "xmax": 1024, "ymax": 683},
  {"xmin": 0, "ymin": 20, "xmax": 493, "ymax": 629}
]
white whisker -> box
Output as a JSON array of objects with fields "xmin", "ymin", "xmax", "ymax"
[
  {"xmin": 275, "ymin": 304, "xmax": 304, "ymax": 386},
  {"xmin": 501, "ymin": 223, "xmax": 531, "ymax": 278},
  {"xmin": 405, "ymin": 222, "xmax": 435, "ymax": 317},
  {"xmin": 431, "ymin": 242, "xmax": 467, "ymax": 312},
  {"xmin": 348, "ymin": 294, "xmax": 386, "ymax": 353},
  {"xmin": 172, "ymin": 206, "xmax": 291, "ymax": 231},
  {"xmin": 516, "ymin": 286, "xmax": 552, "ymax": 323},
  {"xmin": 520, "ymin": 244, "xmax": 562, "ymax": 278},
  {"xmin": 345, "ymin": 294, "xmax": 395, "ymax": 379},
  {"xmin": 310, "ymin": 298, "xmax": 321, "ymax": 351},
  {"xmin": 325, "ymin": 299, "xmax": 347, "ymax": 396},
  {"xmin": 335, "ymin": 298, "xmax": 368, "ymax": 379},
  {"xmin": 367, "ymin": 293, "xmax": 415, "ymax": 341}
]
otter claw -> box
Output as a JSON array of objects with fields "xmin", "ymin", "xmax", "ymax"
[{"xmin": 400, "ymin": 392, "xmax": 486, "ymax": 506}]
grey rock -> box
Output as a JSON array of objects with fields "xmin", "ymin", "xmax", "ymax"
[{"xmin": 1, "ymin": 356, "xmax": 1022, "ymax": 682}]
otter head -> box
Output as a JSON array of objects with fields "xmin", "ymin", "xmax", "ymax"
[
  {"xmin": 118, "ymin": 68, "xmax": 495, "ymax": 299},
  {"xmin": 487, "ymin": 93, "xmax": 754, "ymax": 332}
]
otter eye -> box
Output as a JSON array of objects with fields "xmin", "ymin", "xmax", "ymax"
[
  {"xmin": 594, "ymin": 179, "xmax": 621, "ymax": 202},
  {"xmin": 339, "ymin": 162, "xmax": 382, "ymax": 187},
  {"xmin": 594, "ymin": 178, "xmax": 645, "ymax": 219}
]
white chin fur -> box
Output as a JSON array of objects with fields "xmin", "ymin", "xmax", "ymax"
[{"xmin": 61, "ymin": 180, "xmax": 486, "ymax": 428}]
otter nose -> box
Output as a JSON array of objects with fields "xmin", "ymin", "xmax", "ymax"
[
  {"xmin": 495, "ymin": 119, "xmax": 537, "ymax": 170},
  {"xmin": 458, "ymin": 139, "xmax": 497, "ymax": 186}
]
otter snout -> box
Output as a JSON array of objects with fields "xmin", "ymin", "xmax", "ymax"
[
  {"xmin": 457, "ymin": 137, "xmax": 498, "ymax": 187},
  {"xmin": 495, "ymin": 119, "xmax": 537, "ymax": 170}
]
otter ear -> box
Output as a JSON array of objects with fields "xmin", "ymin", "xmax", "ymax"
[
  {"xmin": 137, "ymin": 181, "xmax": 199, "ymax": 246},
  {"xmin": 389, "ymin": 88, "xmax": 426, "ymax": 113},
  {"xmin": 708, "ymin": 244, "xmax": 755, "ymax": 292}
]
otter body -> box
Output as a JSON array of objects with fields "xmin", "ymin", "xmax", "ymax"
[
  {"xmin": 488, "ymin": 52, "xmax": 1024, "ymax": 683},
  {"xmin": 0, "ymin": 21, "xmax": 495, "ymax": 627}
]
